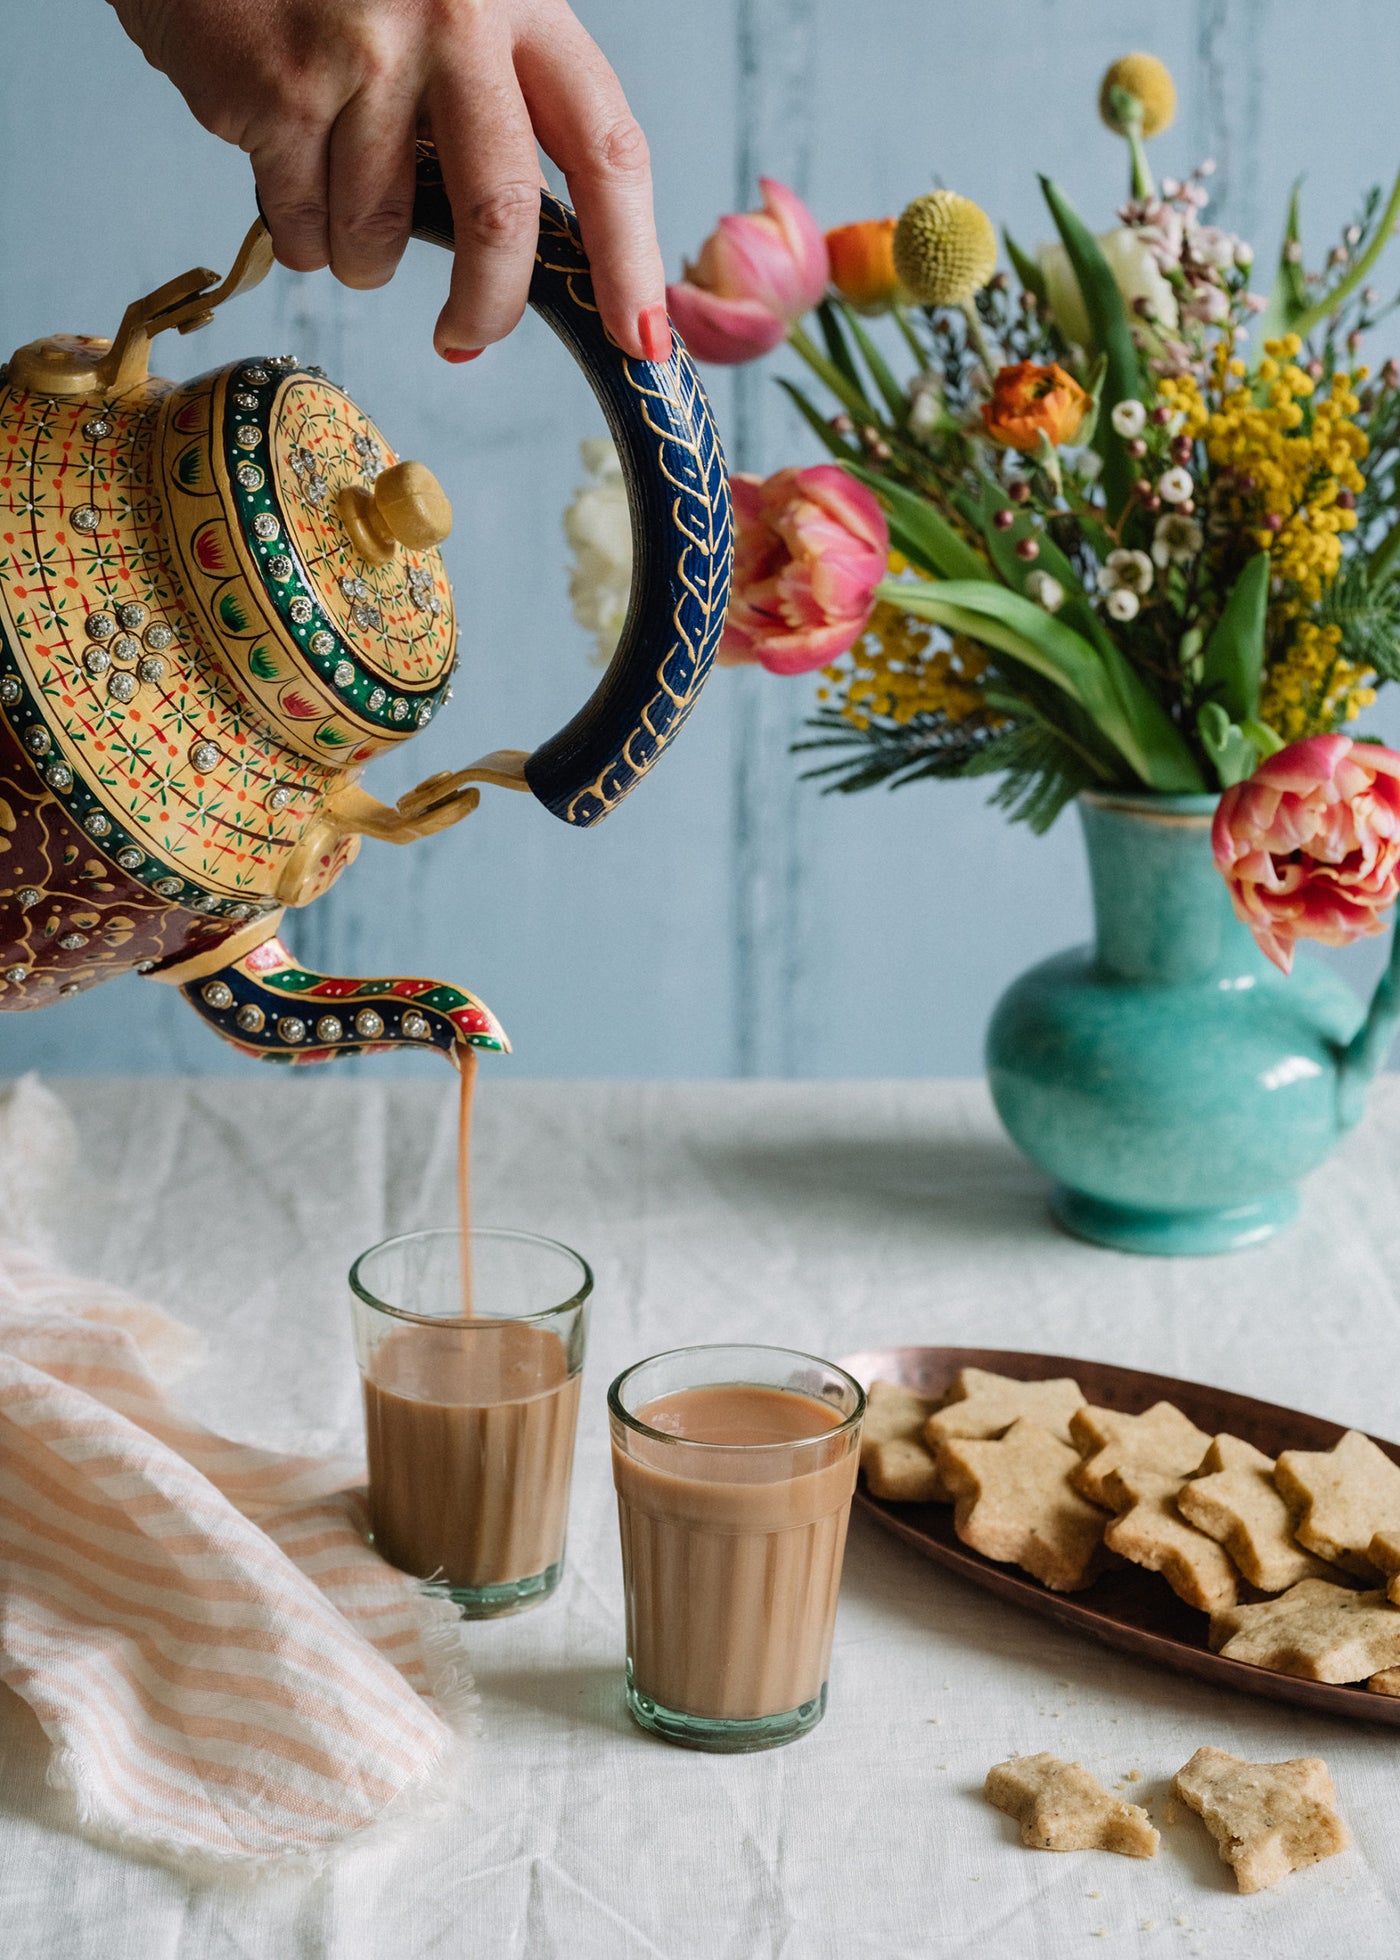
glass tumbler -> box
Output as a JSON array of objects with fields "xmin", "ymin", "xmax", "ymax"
[
  {"xmin": 608, "ymin": 1343, "xmax": 865, "ymax": 1752},
  {"xmin": 350, "ymin": 1227, "xmax": 591, "ymax": 1618}
]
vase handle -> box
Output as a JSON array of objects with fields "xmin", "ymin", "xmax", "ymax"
[{"xmin": 1337, "ymin": 918, "xmax": 1400, "ymax": 1128}]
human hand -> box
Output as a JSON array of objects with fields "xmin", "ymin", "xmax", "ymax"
[{"xmin": 107, "ymin": 0, "xmax": 670, "ymax": 363}]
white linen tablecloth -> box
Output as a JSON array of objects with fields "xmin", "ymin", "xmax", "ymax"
[{"xmin": 3, "ymin": 1073, "xmax": 1399, "ymax": 1959}]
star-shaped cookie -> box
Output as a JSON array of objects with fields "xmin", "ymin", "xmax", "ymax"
[
  {"xmin": 1172, "ymin": 1746, "xmax": 1350, "ymax": 1893},
  {"xmin": 940, "ymin": 1417, "xmax": 1108, "ymax": 1592},
  {"xmin": 1101, "ymin": 1465, "xmax": 1239, "ymax": 1613},
  {"xmin": 1178, "ymin": 1434, "xmax": 1334, "ymax": 1593},
  {"xmin": 1274, "ymin": 1429, "xmax": 1400, "ymax": 1578},
  {"xmin": 924, "ymin": 1367, "xmax": 1086, "ymax": 1451},
  {"xmin": 860, "ymin": 1379, "xmax": 944, "ymax": 1502},
  {"xmin": 1070, "ymin": 1401, "xmax": 1212, "ymax": 1507},
  {"xmin": 985, "ymin": 1753, "xmax": 1158, "ymax": 1857},
  {"xmin": 1209, "ymin": 1578, "xmax": 1400, "ymax": 1683}
]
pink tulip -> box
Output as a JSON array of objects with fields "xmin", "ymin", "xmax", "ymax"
[
  {"xmin": 667, "ymin": 178, "xmax": 829, "ymax": 365},
  {"xmin": 718, "ymin": 465, "xmax": 888, "ymax": 675},
  {"xmin": 1213, "ymin": 734, "xmax": 1400, "ymax": 973}
]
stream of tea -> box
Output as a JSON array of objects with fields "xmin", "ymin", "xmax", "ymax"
[{"xmin": 456, "ymin": 1044, "xmax": 478, "ymax": 1316}]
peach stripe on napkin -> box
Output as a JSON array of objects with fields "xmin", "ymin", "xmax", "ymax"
[{"xmin": 0, "ymin": 1086, "xmax": 473, "ymax": 1868}]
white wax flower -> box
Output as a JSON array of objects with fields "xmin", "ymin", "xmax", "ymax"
[
  {"xmin": 1158, "ymin": 466, "xmax": 1195, "ymax": 505},
  {"xmin": 1099, "ymin": 548, "xmax": 1155, "ymax": 596},
  {"xmin": 1152, "ymin": 513, "xmax": 1205, "ymax": 566},
  {"xmin": 1110, "ymin": 399, "xmax": 1147, "ymax": 439},
  {"xmin": 1105, "ymin": 587, "xmax": 1141, "ymax": 622},
  {"xmin": 563, "ymin": 438, "xmax": 633, "ymax": 665},
  {"xmin": 1024, "ymin": 569, "xmax": 1065, "ymax": 612}
]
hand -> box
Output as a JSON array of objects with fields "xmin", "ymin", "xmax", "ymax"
[{"xmin": 107, "ymin": 0, "xmax": 671, "ymax": 363}]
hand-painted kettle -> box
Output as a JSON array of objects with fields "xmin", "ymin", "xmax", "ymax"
[{"xmin": 0, "ymin": 143, "xmax": 730, "ymax": 1064}]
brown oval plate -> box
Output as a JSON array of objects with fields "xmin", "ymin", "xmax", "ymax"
[{"xmin": 841, "ymin": 1345, "xmax": 1400, "ymax": 1728}]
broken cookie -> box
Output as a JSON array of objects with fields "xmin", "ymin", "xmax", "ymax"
[
  {"xmin": 985, "ymin": 1753, "xmax": 1158, "ymax": 1858},
  {"xmin": 1210, "ymin": 1577, "xmax": 1400, "ymax": 1683},
  {"xmin": 1273, "ymin": 1430, "xmax": 1400, "ymax": 1579},
  {"xmin": 1071, "ymin": 1401, "xmax": 1212, "ymax": 1508},
  {"xmin": 1178, "ymin": 1435, "xmax": 1335, "ymax": 1593},
  {"xmin": 924, "ymin": 1367, "xmax": 1085, "ymax": 1452},
  {"xmin": 1172, "ymin": 1745, "xmax": 1349, "ymax": 1893},
  {"xmin": 1366, "ymin": 1528, "xmax": 1400, "ymax": 1605},
  {"xmin": 860, "ymin": 1380, "xmax": 944, "ymax": 1502},
  {"xmin": 940, "ymin": 1417, "xmax": 1108, "ymax": 1592},
  {"xmin": 1101, "ymin": 1465, "xmax": 1239, "ymax": 1613}
]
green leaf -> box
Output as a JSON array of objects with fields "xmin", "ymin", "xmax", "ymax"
[
  {"xmin": 837, "ymin": 302, "xmax": 908, "ymax": 423},
  {"xmin": 1038, "ymin": 176, "xmax": 1145, "ymax": 519},
  {"xmin": 1255, "ymin": 181, "xmax": 1309, "ymax": 350},
  {"xmin": 881, "ymin": 575, "xmax": 1205, "ymax": 792},
  {"xmin": 962, "ymin": 485, "xmax": 1080, "ymax": 599},
  {"xmin": 815, "ymin": 299, "xmax": 865, "ymax": 402},
  {"xmin": 845, "ymin": 465, "xmax": 991, "ymax": 582},
  {"xmin": 1291, "ymin": 168, "xmax": 1400, "ymax": 346},
  {"xmin": 1197, "ymin": 702, "xmax": 1259, "ymax": 789},
  {"xmin": 786, "ymin": 322, "xmax": 879, "ymax": 426},
  {"xmin": 775, "ymin": 379, "xmax": 862, "ymax": 463},
  {"xmin": 1200, "ymin": 550, "xmax": 1269, "ymax": 722},
  {"xmin": 1242, "ymin": 717, "xmax": 1285, "ymax": 758},
  {"xmin": 1003, "ymin": 228, "xmax": 1048, "ymax": 307},
  {"xmin": 960, "ymin": 714, "xmax": 1104, "ymax": 832}
]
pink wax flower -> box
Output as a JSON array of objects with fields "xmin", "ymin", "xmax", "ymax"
[
  {"xmin": 718, "ymin": 465, "xmax": 888, "ymax": 675},
  {"xmin": 1213, "ymin": 734, "xmax": 1400, "ymax": 973},
  {"xmin": 667, "ymin": 178, "xmax": 829, "ymax": 365}
]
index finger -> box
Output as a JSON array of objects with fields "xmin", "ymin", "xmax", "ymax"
[{"xmin": 514, "ymin": 9, "xmax": 669, "ymax": 363}]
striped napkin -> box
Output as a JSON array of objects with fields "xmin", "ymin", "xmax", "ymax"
[{"xmin": 0, "ymin": 1077, "xmax": 473, "ymax": 1870}]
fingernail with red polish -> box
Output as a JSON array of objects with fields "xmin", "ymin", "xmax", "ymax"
[
  {"xmin": 638, "ymin": 306, "xmax": 672, "ymax": 363},
  {"xmin": 441, "ymin": 347, "xmax": 482, "ymax": 364}
]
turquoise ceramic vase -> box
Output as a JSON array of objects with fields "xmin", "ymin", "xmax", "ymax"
[{"xmin": 986, "ymin": 790, "xmax": 1400, "ymax": 1255}]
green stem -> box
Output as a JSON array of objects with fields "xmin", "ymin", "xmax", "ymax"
[
  {"xmin": 1290, "ymin": 166, "xmax": 1400, "ymax": 344},
  {"xmin": 1373, "ymin": 510, "xmax": 1400, "ymax": 586},
  {"xmin": 1127, "ymin": 127, "xmax": 1155, "ymax": 203},
  {"xmin": 960, "ymin": 300, "xmax": 998, "ymax": 384},
  {"xmin": 891, "ymin": 304, "xmax": 928, "ymax": 369},
  {"xmin": 786, "ymin": 320, "xmax": 876, "ymax": 425}
]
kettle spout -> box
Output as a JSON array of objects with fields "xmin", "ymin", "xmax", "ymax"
[
  {"xmin": 1336, "ymin": 920, "xmax": 1400, "ymax": 1131},
  {"xmin": 162, "ymin": 932, "xmax": 508, "ymax": 1064}
]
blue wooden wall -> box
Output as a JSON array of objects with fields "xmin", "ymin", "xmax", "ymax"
[{"xmin": 3, "ymin": 0, "xmax": 1399, "ymax": 1078}]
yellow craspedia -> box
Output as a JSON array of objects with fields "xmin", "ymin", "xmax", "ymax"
[
  {"xmin": 1099, "ymin": 53, "xmax": 1176, "ymax": 137},
  {"xmin": 892, "ymin": 192, "xmax": 998, "ymax": 308}
]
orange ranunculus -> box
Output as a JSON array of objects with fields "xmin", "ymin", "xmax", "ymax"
[
  {"xmin": 981, "ymin": 362, "xmax": 1092, "ymax": 451},
  {"xmin": 825, "ymin": 219, "xmax": 900, "ymax": 312}
]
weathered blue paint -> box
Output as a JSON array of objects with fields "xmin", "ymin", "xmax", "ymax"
[{"xmin": 2, "ymin": 0, "xmax": 1399, "ymax": 1078}]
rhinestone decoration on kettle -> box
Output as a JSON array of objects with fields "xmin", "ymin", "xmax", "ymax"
[{"xmin": 0, "ymin": 146, "xmax": 731, "ymax": 1063}]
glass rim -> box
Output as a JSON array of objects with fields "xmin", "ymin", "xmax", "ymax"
[
  {"xmin": 607, "ymin": 1342, "xmax": 866, "ymax": 1453},
  {"xmin": 348, "ymin": 1225, "xmax": 593, "ymax": 1328}
]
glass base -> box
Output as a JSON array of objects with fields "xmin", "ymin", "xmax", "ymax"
[
  {"xmin": 443, "ymin": 1558, "xmax": 563, "ymax": 1619},
  {"xmin": 624, "ymin": 1663, "xmax": 827, "ymax": 1752}
]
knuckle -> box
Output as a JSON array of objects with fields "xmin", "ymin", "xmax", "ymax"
[
  {"xmin": 594, "ymin": 114, "xmax": 650, "ymax": 179},
  {"xmin": 339, "ymin": 202, "xmax": 413, "ymax": 252},
  {"xmin": 263, "ymin": 193, "xmax": 331, "ymax": 239},
  {"xmin": 462, "ymin": 180, "xmax": 540, "ymax": 250}
]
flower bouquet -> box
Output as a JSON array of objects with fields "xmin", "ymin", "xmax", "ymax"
[{"xmin": 591, "ymin": 51, "xmax": 1400, "ymax": 1251}]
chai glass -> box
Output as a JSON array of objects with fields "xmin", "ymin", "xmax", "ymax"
[
  {"xmin": 608, "ymin": 1343, "xmax": 865, "ymax": 1752},
  {"xmin": 350, "ymin": 1227, "xmax": 591, "ymax": 1618}
]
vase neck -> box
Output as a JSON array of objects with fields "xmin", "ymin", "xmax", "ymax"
[{"xmin": 1078, "ymin": 793, "xmax": 1266, "ymax": 985}]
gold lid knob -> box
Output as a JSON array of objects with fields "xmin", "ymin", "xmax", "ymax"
[{"xmin": 336, "ymin": 460, "xmax": 452, "ymax": 566}]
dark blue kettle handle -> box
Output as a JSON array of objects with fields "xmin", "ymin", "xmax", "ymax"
[{"xmin": 410, "ymin": 144, "xmax": 732, "ymax": 827}]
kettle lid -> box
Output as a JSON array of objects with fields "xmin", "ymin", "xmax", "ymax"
[{"xmin": 162, "ymin": 356, "xmax": 457, "ymax": 762}]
